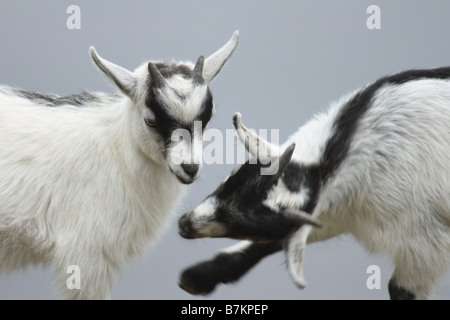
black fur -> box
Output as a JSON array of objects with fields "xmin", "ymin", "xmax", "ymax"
[
  {"xmin": 388, "ymin": 278, "xmax": 416, "ymax": 300},
  {"xmin": 145, "ymin": 61, "xmax": 213, "ymax": 143},
  {"xmin": 303, "ymin": 66, "xmax": 450, "ymax": 214},
  {"xmin": 213, "ymin": 160, "xmax": 275, "ymax": 204},
  {"xmin": 196, "ymin": 90, "xmax": 214, "ymax": 130},
  {"xmin": 385, "ymin": 66, "xmax": 450, "ymax": 85},
  {"xmin": 281, "ymin": 162, "xmax": 303, "ymax": 193},
  {"xmin": 178, "ymin": 66, "xmax": 450, "ymax": 296},
  {"xmin": 153, "ymin": 62, "xmax": 192, "ymax": 79},
  {"xmin": 13, "ymin": 88, "xmax": 108, "ymax": 107},
  {"xmin": 145, "ymin": 87, "xmax": 213, "ymax": 153},
  {"xmin": 216, "ymin": 206, "xmax": 301, "ymax": 241},
  {"xmin": 209, "ymin": 67, "xmax": 450, "ymax": 223},
  {"xmin": 298, "ymin": 165, "xmax": 321, "ymax": 213},
  {"xmin": 320, "ymin": 66, "xmax": 450, "ymax": 185},
  {"xmin": 206, "ymin": 158, "xmax": 301, "ymax": 241},
  {"xmin": 280, "ymin": 162, "xmax": 320, "ymax": 213},
  {"xmin": 179, "ymin": 242, "xmax": 281, "ymax": 295}
]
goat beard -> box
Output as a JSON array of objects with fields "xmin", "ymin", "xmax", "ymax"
[{"xmin": 285, "ymin": 225, "xmax": 313, "ymax": 289}]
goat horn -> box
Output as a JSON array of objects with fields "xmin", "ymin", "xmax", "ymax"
[
  {"xmin": 232, "ymin": 112, "xmax": 279, "ymax": 159},
  {"xmin": 191, "ymin": 56, "xmax": 205, "ymax": 85},
  {"xmin": 148, "ymin": 62, "xmax": 167, "ymax": 88},
  {"xmin": 282, "ymin": 208, "xmax": 323, "ymax": 228}
]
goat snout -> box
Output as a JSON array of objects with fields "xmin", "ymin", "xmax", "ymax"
[
  {"xmin": 181, "ymin": 163, "xmax": 199, "ymax": 177},
  {"xmin": 178, "ymin": 213, "xmax": 196, "ymax": 239}
]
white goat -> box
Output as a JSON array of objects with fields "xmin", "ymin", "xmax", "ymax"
[
  {"xmin": 0, "ymin": 31, "xmax": 239, "ymax": 299},
  {"xmin": 178, "ymin": 67, "xmax": 450, "ymax": 299}
]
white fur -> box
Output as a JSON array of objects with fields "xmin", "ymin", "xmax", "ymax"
[
  {"xmin": 179, "ymin": 69, "xmax": 450, "ymax": 299},
  {"xmin": 219, "ymin": 240, "xmax": 253, "ymax": 255},
  {"xmin": 0, "ymin": 91, "xmax": 183, "ymax": 299},
  {"xmin": 0, "ymin": 31, "xmax": 239, "ymax": 299},
  {"xmin": 274, "ymin": 79, "xmax": 450, "ymax": 299},
  {"xmin": 221, "ymin": 78, "xmax": 450, "ymax": 299}
]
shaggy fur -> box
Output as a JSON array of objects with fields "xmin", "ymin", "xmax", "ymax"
[
  {"xmin": 0, "ymin": 31, "xmax": 239, "ymax": 299},
  {"xmin": 179, "ymin": 67, "xmax": 450, "ymax": 299}
]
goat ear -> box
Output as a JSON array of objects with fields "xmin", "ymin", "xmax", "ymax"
[
  {"xmin": 233, "ymin": 112, "xmax": 279, "ymax": 159},
  {"xmin": 90, "ymin": 46, "xmax": 137, "ymax": 98},
  {"xmin": 285, "ymin": 225, "xmax": 313, "ymax": 289},
  {"xmin": 203, "ymin": 31, "xmax": 239, "ymax": 84}
]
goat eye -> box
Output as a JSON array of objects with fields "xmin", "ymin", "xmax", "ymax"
[{"xmin": 145, "ymin": 118, "xmax": 157, "ymax": 128}]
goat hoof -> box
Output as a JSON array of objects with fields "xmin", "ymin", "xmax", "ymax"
[{"xmin": 178, "ymin": 265, "xmax": 218, "ymax": 295}]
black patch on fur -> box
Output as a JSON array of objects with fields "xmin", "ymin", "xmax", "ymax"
[
  {"xmin": 385, "ymin": 66, "xmax": 450, "ymax": 85},
  {"xmin": 145, "ymin": 61, "xmax": 213, "ymax": 143},
  {"xmin": 209, "ymin": 157, "xmax": 316, "ymax": 238},
  {"xmin": 145, "ymin": 86, "xmax": 213, "ymax": 153},
  {"xmin": 388, "ymin": 278, "xmax": 416, "ymax": 300},
  {"xmin": 13, "ymin": 88, "xmax": 105, "ymax": 107},
  {"xmin": 282, "ymin": 162, "xmax": 303, "ymax": 192},
  {"xmin": 209, "ymin": 160, "xmax": 303, "ymax": 240},
  {"xmin": 198, "ymin": 66, "xmax": 450, "ymax": 241},
  {"xmin": 179, "ymin": 242, "xmax": 281, "ymax": 295},
  {"xmin": 195, "ymin": 89, "xmax": 213, "ymax": 129},
  {"xmin": 218, "ymin": 205, "xmax": 302, "ymax": 241},
  {"xmin": 307, "ymin": 66, "xmax": 450, "ymax": 212},
  {"xmin": 153, "ymin": 62, "xmax": 192, "ymax": 79},
  {"xmin": 145, "ymin": 91, "xmax": 183, "ymax": 150},
  {"xmin": 298, "ymin": 165, "xmax": 321, "ymax": 213},
  {"xmin": 214, "ymin": 160, "xmax": 276, "ymax": 205},
  {"xmin": 320, "ymin": 67, "xmax": 450, "ymax": 183},
  {"xmin": 278, "ymin": 162, "xmax": 321, "ymax": 214}
]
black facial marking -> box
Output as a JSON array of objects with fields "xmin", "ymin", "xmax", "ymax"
[
  {"xmin": 219, "ymin": 205, "xmax": 301, "ymax": 241},
  {"xmin": 196, "ymin": 89, "xmax": 213, "ymax": 129},
  {"xmin": 145, "ymin": 86, "xmax": 213, "ymax": 155},
  {"xmin": 213, "ymin": 160, "xmax": 276, "ymax": 206},
  {"xmin": 145, "ymin": 91, "xmax": 181, "ymax": 151},
  {"xmin": 388, "ymin": 278, "xmax": 416, "ymax": 300},
  {"xmin": 13, "ymin": 88, "xmax": 111, "ymax": 107},
  {"xmin": 204, "ymin": 158, "xmax": 308, "ymax": 240},
  {"xmin": 208, "ymin": 66, "xmax": 450, "ymax": 230},
  {"xmin": 179, "ymin": 242, "xmax": 281, "ymax": 295}
]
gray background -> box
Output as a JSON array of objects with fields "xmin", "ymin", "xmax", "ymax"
[{"xmin": 0, "ymin": 0, "xmax": 450, "ymax": 300}]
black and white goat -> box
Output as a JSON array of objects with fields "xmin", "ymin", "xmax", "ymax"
[
  {"xmin": 0, "ymin": 31, "xmax": 239, "ymax": 299},
  {"xmin": 178, "ymin": 67, "xmax": 450, "ymax": 299}
]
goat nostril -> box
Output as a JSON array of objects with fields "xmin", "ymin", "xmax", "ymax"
[{"xmin": 181, "ymin": 163, "xmax": 199, "ymax": 176}]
